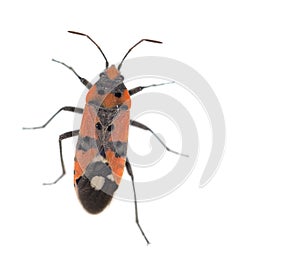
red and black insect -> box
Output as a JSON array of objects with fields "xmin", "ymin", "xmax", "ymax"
[{"xmin": 24, "ymin": 31, "xmax": 187, "ymax": 244}]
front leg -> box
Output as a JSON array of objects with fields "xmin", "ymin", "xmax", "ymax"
[{"xmin": 52, "ymin": 59, "xmax": 92, "ymax": 89}]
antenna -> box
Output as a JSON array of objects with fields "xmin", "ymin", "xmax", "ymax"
[
  {"xmin": 118, "ymin": 39, "xmax": 162, "ymax": 70},
  {"xmin": 68, "ymin": 31, "xmax": 109, "ymax": 68}
]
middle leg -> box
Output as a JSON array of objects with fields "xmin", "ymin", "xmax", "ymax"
[
  {"xmin": 43, "ymin": 130, "xmax": 80, "ymax": 185},
  {"xmin": 130, "ymin": 120, "xmax": 188, "ymax": 157}
]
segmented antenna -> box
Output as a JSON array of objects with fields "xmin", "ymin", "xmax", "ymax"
[
  {"xmin": 68, "ymin": 31, "xmax": 109, "ymax": 68},
  {"xmin": 118, "ymin": 39, "xmax": 162, "ymax": 70}
]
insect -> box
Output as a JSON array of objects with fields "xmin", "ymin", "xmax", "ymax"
[{"xmin": 24, "ymin": 31, "xmax": 188, "ymax": 244}]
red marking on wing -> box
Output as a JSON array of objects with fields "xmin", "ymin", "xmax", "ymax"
[
  {"xmin": 86, "ymin": 85, "xmax": 131, "ymax": 109},
  {"xmin": 75, "ymin": 148, "xmax": 99, "ymax": 173},
  {"xmin": 105, "ymin": 149, "xmax": 126, "ymax": 185},
  {"xmin": 102, "ymin": 91, "xmax": 131, "ymax": 108},
  {"xmin": 109, "ymin": 109, "xmax": 130, "ymax": 142},
  {"xmin": 79, "ymin": 105, "xmax": 99, "ymax": 139}
]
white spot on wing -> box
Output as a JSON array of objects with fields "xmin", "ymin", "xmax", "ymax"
[
  {"xmin": 90, "ymin": 176, "xmax": 105, "ymax": 191},
  {"xmin": 106, "ymin": 174, "xmax": 114, "ymax": 181},
  {"xmin": 92, "ymin": 154, "xmax": 108, "ymax": 163}
]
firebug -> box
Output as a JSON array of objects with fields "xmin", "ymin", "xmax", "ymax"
[{"xmin": 24, "ymin": 31, "xmax": 188, "ymax": 244}]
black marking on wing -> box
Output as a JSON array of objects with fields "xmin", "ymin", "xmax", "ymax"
[
  {"xmin": 77, "ymin": 136, "xmax": 97, "ymax": 151},
  {"xmin": 110, "ymin": 83, "xmax": 127, "ymax": 97},
  {"xmin": 98, "ymin": 145, "xmax": 106, "ymax": 158},
  {"xmin": 107, "ymin": 141, "xmax": 128, "ymax": 158},
  {"xmin": 85, "ymin": 161, "xmax": 112, "ymax": 179},
  {"xmin": 76, "ymin": 175, "xmax": 114, "ymax": 214},
  {"xmin": 94, "ymin": 107, "xmax": 121, "ymax": 153}
]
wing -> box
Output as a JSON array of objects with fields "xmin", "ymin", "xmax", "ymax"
[
  {"xmin": 74, "ymin": 103, "xmax": 100, "ymax": 184},
  {"xmin": 103, "ymin": 104, "xmax": 130, "ymax": 185},
  {"xmin": 73, "ymin": 102, "xmax": 130, "ymax": 214},
  {"xmin": 74, "ymin": 104, "xmax": 118, "ymax": 214}
]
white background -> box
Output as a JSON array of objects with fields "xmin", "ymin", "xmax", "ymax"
[{"xmin": 1, "ymin": 0, "xmax": 300, "ymax": 255}]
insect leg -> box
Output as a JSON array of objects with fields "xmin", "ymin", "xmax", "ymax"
[
  {"xmin": 52, "ymin": 59, "xmax": 92, "ymax": 89},
  {"xmin": 125, "ymin": 158, "xmax": 150, "ymax": 245},
  {"xmin": 130, "ymin": 120, "xmax": 189, "ymax": 157},
  {"xmin": 129, "ymin": 81, "xmax": 175, "ymax": 96},
  {"xmin": 23, "ymin": 106, "xmax": 83, "ymax": 130},
  {"xmin": 43, "ymin": 130, "xmax": 80, "ymax": 185}
]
